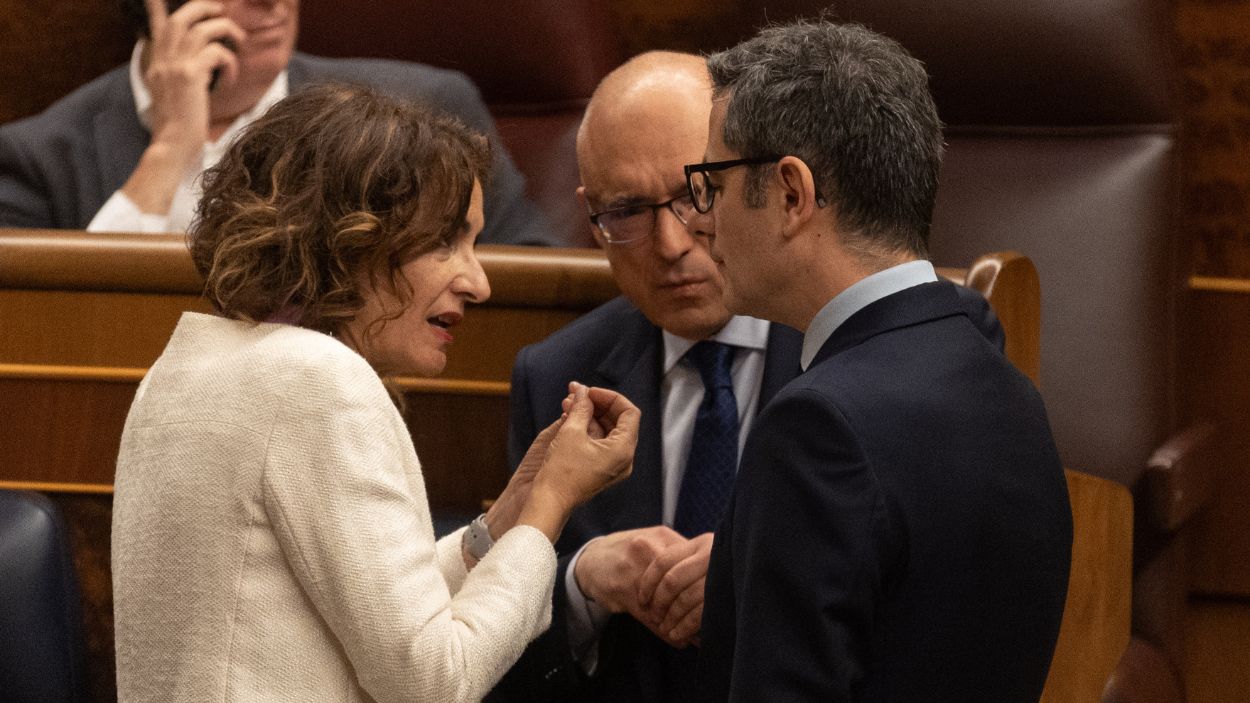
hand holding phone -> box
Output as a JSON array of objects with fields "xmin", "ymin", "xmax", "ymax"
[
  {"xmin": 145, "ymin": 0, "xmax": 244, "ymax": 93},
  {"xmin": 138, "ymin": 0, "xmax": 246, "ymax": 171},
  {"xmin": 162, "ymin": 0, "xmax": 238, "ymax": 91},
  {"xmin": 120, "ymin": 0, "xmax": 245, "ymax": 217}
]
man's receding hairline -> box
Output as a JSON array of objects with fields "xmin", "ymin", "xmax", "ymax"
[
  {"xmin": 584, "ymin": 52, "xmax": 707, "ymax": 120},
  {"xmin": 577, "ymin": 51, "xmax": 711, "ymax": 175}
]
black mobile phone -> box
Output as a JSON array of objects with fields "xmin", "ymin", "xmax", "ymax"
[{"xmin": 206, "ymin": 37, "xmax": 238, "ymax": 92}]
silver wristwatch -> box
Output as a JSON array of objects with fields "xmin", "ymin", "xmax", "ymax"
[{"xmin": 462, "ymin": 513, "xmax": 495, "ymax": 560}]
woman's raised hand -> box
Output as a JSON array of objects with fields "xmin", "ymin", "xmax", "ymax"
[
  {"xmin": 476, "ymin": 416, "xmax": 565, "ymax": 551},
  {"xmin": 516, "ymin": 382, "xmax": 639, "ymax": 542}
]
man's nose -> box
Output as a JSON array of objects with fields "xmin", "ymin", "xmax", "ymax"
[
  {"xmin": 653, "ymin": 208, "xmax": 695, "ymax": 261},
  {"xmin": 683, "ymin": 206, "xmax": 715, "ymax": 241}
]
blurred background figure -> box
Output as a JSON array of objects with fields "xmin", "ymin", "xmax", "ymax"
[{"xmin": 0, "ymin": 0, "xmax": 556, "ymax": 245}]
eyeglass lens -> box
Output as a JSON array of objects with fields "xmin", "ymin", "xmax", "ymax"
[
  {"xmin": 689, "ymin": 172, "xmax": 714, "ymax": 213},
  {"xmin": 597, "ymin": 196, "xmax": 694, "ymax": 243}
]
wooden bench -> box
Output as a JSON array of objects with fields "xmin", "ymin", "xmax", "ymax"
[{"xmin": 0, "ymin": 228, "xmax": 1122, "ymax": 702}]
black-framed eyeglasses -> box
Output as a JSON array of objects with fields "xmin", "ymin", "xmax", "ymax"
[
  {"xmin": 587, "ymin": 193, "xmax": 697, "ymax": 245},
  {"xmin": 683, "ymin": 156, "xmax": 781, "ymax": 214}
]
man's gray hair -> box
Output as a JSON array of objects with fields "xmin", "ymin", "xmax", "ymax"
[{"xmin": 708, "ymin": 20, "xmax": 943, "ymax": 258}]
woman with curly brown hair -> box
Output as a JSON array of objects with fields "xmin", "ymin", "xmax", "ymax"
[{"xmin": 111, "ymin": 83, "xmax": 638, "ymax": 703}]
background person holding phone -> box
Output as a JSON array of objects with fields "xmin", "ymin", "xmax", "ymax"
[{"xmin": 0, "ymin": 0, "xmax": 557, "ymax": 245}]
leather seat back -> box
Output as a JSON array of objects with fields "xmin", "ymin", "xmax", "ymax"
[{"xmin": 0, "ymin": 490, "xmax": 88, "ymax": 703}]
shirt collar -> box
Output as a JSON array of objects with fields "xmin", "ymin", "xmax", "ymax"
[
  {"xmin": 662, "ymin": 315, "xmax": 771, "ymax": 375},
  {"xmin": 128, "ymin": 39, "xmax": 290, "ymax": 143},
  {"xmin": 800, "ymin": 259, "xmax": 938, "ymax": 371}
]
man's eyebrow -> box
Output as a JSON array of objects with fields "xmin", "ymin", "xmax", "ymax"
[{"xmin": 598, "ymin": 195, "xmax": 651, "ymax": 210}]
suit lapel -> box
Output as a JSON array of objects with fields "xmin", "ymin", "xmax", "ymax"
[
  {"xmin": 759, "ymin": 322, "xmax": 804, "ymax": 405},
  {"xmin": 286, "ymin": 53, "xmax": 312, "ymax": 90},
  {"xmin": 593, "ymin": 307, "xmax": 665, "ymax": 529},
  {"xmin": 91, "ymin": 72, "xmax": 150, "ymax": 202}
]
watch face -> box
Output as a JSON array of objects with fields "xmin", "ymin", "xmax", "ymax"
[{"xmin": 463, "ymin": 514, "xmax": 494, "ymax": 559}]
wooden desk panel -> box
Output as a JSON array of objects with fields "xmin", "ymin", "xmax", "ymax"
[
  {"xmin": 1, "ymin": 229, "xmax": 1060, "ymax": 703},
  {"xmin": 0, "ymin": 231, "xmax": 615, "ymax": 492},
  {"xmin": 1041, "ymin": 469, "xmax": 1133, "ymax": 703},
  {"xmin": 0, "ymin": 290, "xmax": 209, "ymax": 367},
  {"xmin": 1, "ymin": 231, "xmax": 1041, "ymax": 493},
  {"xmin": 0, "ymin": 370, "xmax": 510, "ymax": 515},
  {"xmin": 0, "ymin": 372, "xmax": 137, "ymax": 485}
]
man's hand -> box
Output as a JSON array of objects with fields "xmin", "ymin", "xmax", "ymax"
[
  {"xmin": 145, "ymin": 0, "xmax": 243, "ymax": 148},
  {"xmin": 574, "ymin": 526, "xmax": 685, "ymax": 614},
  {"xmin": 636, "ymin": 532, "xmax": 715, "ymax": 647},
  {"xmin": 123, "ymin": 0, "xmax": 244, "ymax": 214}
]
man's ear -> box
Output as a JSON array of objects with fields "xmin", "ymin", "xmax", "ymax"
[
  {"xmin": 776, "ymin": 156, "xmax": 820, "ymax": 238},
  {"xmin": 575, "ymin": 186, "xmax": 605, "ymax": 250}
]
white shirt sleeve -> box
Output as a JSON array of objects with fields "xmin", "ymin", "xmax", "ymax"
[
  {"xmin": 564, "ymin": 538, "xmax": 612, "ymax": 674},
  {"xmin": 86, "ymin": 191, "xmax": 172, "ymax": 233}
]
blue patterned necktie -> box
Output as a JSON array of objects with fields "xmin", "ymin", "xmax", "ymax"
[{"xmin": 673, "ymin": 341, "xmax": 739, "ymax": 538}]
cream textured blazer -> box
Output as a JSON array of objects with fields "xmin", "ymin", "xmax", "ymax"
[{"xmin": 112, "ymin": 313, "xmax": 556, "ymax": 702}]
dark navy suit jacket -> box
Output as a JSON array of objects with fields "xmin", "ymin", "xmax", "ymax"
[
  {"xmin": 697, "ymin": 280, "xmax": 1072, "ymax": 702},
  {"xmin": 0, "ymin": 53, "xmax": 556, "ymax": 246},
  {"xmin": 493, "ymin": 285, "xmax": 1008, "ymax": 702}
]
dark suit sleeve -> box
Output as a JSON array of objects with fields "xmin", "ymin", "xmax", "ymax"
[
  {"xmin": 425, "ymin": 72, "xmax": 559, "ymax": 247},
  {"xmin": 722, "ymin": 388, "xmax": 898, "ymax": 702},
  {"xmin": 507, "ymin": 345, "xmax": 539, "ymax": 471},
  {"xmin": 0, "ymin": 127, "xmax": 55, "ymax": 227},
  {"xmin": 954, "ymin": 284, "xmax": 1006, "ymax": 353}
]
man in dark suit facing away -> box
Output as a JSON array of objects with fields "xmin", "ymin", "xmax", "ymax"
[
  {"xmin": 689, "ymin": 20, "xmax": 1073, "ymax": 702},
  {"xmin": 492, "ymin": 50, "xmax": 1008, "ymax": 703}
]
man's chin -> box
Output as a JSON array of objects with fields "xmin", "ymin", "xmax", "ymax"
[
  {"xmin": 651, "ymin": 305, "xmax": 733, "ymax": 340},
  {"xmin": 717, "ymin": 281, "xmax": 751, "ymax": 320}
]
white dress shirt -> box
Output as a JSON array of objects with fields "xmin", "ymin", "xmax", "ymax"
[
  {"xmin": 564, "ymin": 314, "xmax": 772, "ymax": 670},
  {"xmin": 87, "ymin": 41, "xmax": 288, "ymax": 234}
]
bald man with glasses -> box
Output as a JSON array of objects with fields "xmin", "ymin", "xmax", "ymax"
[
  {"xmin": 491, "ymin": 51, "xmax": 1002, "ymax": 703},
  {"xmin": 488, "ymin": 50, "xmax": 801, "ymax": 703}
]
